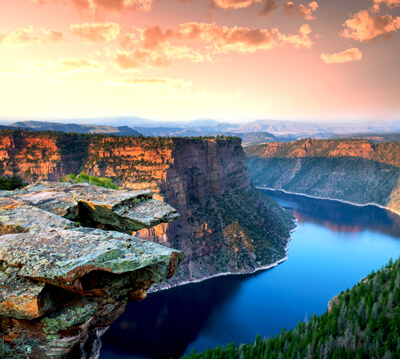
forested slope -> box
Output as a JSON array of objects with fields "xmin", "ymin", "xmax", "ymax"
[{"xmin": 182, "ymin": 257, "xmax": 400, "ymax": 359}]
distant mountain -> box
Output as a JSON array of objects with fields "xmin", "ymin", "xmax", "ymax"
[
  {"xmin": 330, "ymin": 132, "xmax": 400, "ymax": 143},
  {"xmin": 3, "ymin": 118, "xmax": 400, "ymax": 140},
  {"xmin": 7, "ymin": 121, "xmax": 140, "ymax": 136},
  {"xmin": 234, "ymin": 119, "xmax": 400, "ymax": 138},
  {"xmin": 240, "ymin": 132, "xmax": 294, "ymax": 146}
]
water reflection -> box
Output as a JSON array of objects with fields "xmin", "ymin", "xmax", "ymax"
[
  {"xmin": 264, "ymin": 189, "xmax": 400, "ymax": 238},
  {"xmin": 101, "ymin": 274, "xmax": 244, "ymax": 359},
  {"xmin": 101, "ymin": 191, "xmax": 400, "ymax": 359}
]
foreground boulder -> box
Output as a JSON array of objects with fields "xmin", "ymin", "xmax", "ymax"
[{"xmin": 0, "ymin": 182, "xmax": 183, "ymax": 358}]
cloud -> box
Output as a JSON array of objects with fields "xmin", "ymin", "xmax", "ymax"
[
  {"xmin": 32, "ymin": 0, "xmax": 153, "ymax": 14},
  {"xmin": 213, "ymin": 0, "xmax": 262, "ymax": 9},
  {"xmin": 112, "ymin": 22, "xmax": 313, "ymax": 71},
  {"xmin": 284, "ymin": 1, "xmax": 318, "ymax": 20},
  {"xmin": 0, "ymin": 27, "xmax": 64, "ymax": 47},
  {"xmin": 373, "ymin": 0, "xmax": 400, "ymax": 10},
  {"xmin": 112, "ymin": 42, "xmax": 204, "ymax": 71},
  {"xmin": 276, "ymin": 24, "xmax": 314, "ymax": 49},
  {"xmin": 177, "ymin": 22, "xmax": 314, "ymax": 53},
  {"xmin": 321, "ymin": 48, "xmax": 362, "ymax": 64},
  {"xmin": 112, "ymin": 50, "xmax": 142, "ymax": 71},
  {"xmin": 112, "ymin": 26, "xmax": 204, "ymax": 71},
  {"xmin": 140, "ymin": 25, "xmax": 174, "ymax": 49},
  {"xmin": 259, "ymin": 0, "xmax": 277, "ymax": 16},
  {"xmin": 104, "ymin": 77, "xmax": 193, "ymax": 92},
  {"xmin": 0, "ymin": 65, "xmax": 24, "ymax": 77},
  {"xmin": 36, "ymin": 57, "xmax": 105, "ymax": 75},
  {"xmin": 341, "ymin": 10, "xmax": 400, "ymax": 41},
  {"xmin": 70, "ymin": 22, "xmax": 121, "ymax": 42}
]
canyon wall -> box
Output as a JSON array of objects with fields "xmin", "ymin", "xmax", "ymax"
[
  {"xmin": 245, "ymin": 139, "xmax": 400, "ymax": 213},
  {"xmin": 0, "ymin": 130, "xmax": 295, "ymax": 288}
]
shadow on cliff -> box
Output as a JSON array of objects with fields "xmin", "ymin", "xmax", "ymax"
[
  {"xmin": 247, "ymin": 156, "xmax": 400, "ymax": 209},
  {"xmin": 262, "ymin": 189, "xmax": 400, "ymax": 239},
  {"xmin": 100, "ymin": 275, "xmax": 245, "ymax": 359}
]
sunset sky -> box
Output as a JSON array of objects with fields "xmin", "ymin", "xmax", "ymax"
[{"xmin": 0, "ymin": 0, "xmax": 399, "ymax": 122}]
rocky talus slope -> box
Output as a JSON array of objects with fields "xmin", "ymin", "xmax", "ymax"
[
  {"xmin": 0, "ymin": 182, "xmax": 183, "ymax": 358},
  {"xmin": 0, "ymin": 130, "xmax": 295, "ymax": 289},
  {"xmin": 245, "ymin": 138, "xmax": 400, "ymax": 212}
]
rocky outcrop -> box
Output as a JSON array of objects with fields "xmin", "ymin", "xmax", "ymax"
[
  {"xmin": 81, "ymin": 137, "xmax": 295, "ymax": 288},
  {"xmin": 0, "ymin": 182, "xmax": 183, "ymax": 358},
  {"xmin": 245, "ymin": 139, "xmax": 400, "ymax": 213},
  {"xmin": 0, "ymin": 130, "xmax": 295, "ymax": 289}
]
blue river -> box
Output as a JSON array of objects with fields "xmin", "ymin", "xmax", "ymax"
[{"xmin": 101, "ymin": 189, "xmax": 400, "ymax": 359}]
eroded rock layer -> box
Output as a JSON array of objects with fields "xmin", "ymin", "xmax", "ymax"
[
  {"xmin": 0, "ymin": 182, "xmax": 183, "ymax": 358},
  {"xmin": 0, "ymin": 130, "xmax": 295, "ymax": 289},
  {"xmin": 245, "ymin": 139, "xmax": 400, "ymax": 212}
]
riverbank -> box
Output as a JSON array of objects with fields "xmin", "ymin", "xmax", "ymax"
[
  {"xmin": 150, "ymin": 223, "xmax": 298, "ymax": 293},
  {"xmin": 257, "ymin": 187, "xmax": 400, "ymax": 218}
]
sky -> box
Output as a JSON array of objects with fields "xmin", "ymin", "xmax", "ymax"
[{"xmin": 0, "ymin": 0, "xmax": 400, "ymax": 122}]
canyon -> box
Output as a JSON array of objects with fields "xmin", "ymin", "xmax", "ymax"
[
  {"xmin": 245, "ymin": 138, "xmax": 400, "ymax": 213},
  {"xmin": 0, "ymin": 129, "xmax": 295, "ymax": 290}
]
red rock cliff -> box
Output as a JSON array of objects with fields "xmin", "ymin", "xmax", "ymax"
[{"xmin": 0, "ymin": 130, "xmax": 295, "ymax": 288}]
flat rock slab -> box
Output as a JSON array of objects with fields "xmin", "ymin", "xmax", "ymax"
[
  {"xmin": 114, "ymin": 198, "xmax": 180, "ymax": 228},
  {"xmin": 0, "ymin": 197, "xmax": 76, "ymax": 235},
  {"xmin": 0, "ymin": 227, "xmax": 184, "ymax": 290},
  {"xmin": 11, "ymin": 182, "xmax": 179, "ymax": 232}
]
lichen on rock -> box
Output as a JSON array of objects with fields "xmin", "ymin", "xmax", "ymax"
[{"xmin": 0, "ymin": 182, "xmax": 183, "ymax": 358}]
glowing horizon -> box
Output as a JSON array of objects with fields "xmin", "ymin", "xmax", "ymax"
[{"xmin": 1, "ymin": 0, "xmax": 399, "ymax": 122}]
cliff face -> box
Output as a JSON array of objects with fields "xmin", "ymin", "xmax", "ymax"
[
  {"xmin": 0, "ymin": 130, "xmax": 89, "ymax": 182},
  {"xmin": 0, "ymin": 130, "xmax": 295, "ymax": 288},
  {"xmin": 245, "ymin": 139, "xmax": 400, "ymax": 212}
]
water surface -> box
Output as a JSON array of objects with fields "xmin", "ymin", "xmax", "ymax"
[{"xmin": 101, "ymin": 190, "xmax": 400, "ymax": 359}]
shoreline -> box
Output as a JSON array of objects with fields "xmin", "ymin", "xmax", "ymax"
[
  {"xmin": 151, "ymin": 224, "xmax": 298, "ymax": 293},
  {"xmin": 257, "ymin": 187, "xmax": 400, "ymax": 217}
]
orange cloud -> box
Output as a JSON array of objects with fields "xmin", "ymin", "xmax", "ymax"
[
  {"xmin": 0, "ymin": 27, "xmax": 64, "ymax": 47},
  {"xmin": 176, "ymin": 22, "xmax": 314, "ymax": 52},
  {"xmin": 32, "ymin": 0, "xmax": 153, "ymax": 14},
  {"xmin": 140, "ymin": 25, "xmax": 174, "ymax": 49},
  {"xmin": 259, "ymin": 0, "xmax": 277, "ymax": 16},
  {"xmin": 112, "ymin": 22, "xmax": 313, "ymax": 71},
  {"xmin": 341, "ymin": 10, "xmax": 400, "ymax": 41},
  {"xmin": 213, "ymin": 0, "xmax": 262, "ymax": 9},
  {"xmin": 104, "ymin": 77, "xmax": 193, "ymax": 92},
  {"xmin": 112, "ymin": 42, "xmax": 204, "ymax": 71},
  {"xmin": 70, "ymin": 22, "xmax": 121, "ymax": 42},
  {"xmin": 284, "ymin": 1, "xmax": 318, "ymax": 20},
  {"xmin": 112, "ymin": 50, "xmax": 142, "ymax": 71},
  {"xmin": 276, "ymin": 24, "xmax": 314, "ymax": 49},
  {"xmin": 321, "ymin": 48, "xmax": 362, "ymax": 64},
  {"xmin": 373, "ymin": 0, "xmax": 400, "ymax": 9},
  {"xmin": 37, "ymin": 57, "xmax": 105, "ymax": 75}
]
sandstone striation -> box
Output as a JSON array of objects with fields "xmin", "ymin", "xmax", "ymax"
[
  {"xmin": 0, "ymin": 182, "xmax": 183, "ymax": 358},
  {"xmin": 245, "ymin": 139, "xmax": 400, "ymax": 213},
  {"xmin": 0, "ymin": 130, "xmax": 295, "ymax": 290}
]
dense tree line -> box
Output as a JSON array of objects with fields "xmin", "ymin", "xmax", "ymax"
[
  {"xmin": 181, "ymin": 257, "xmax": 400, "ymax": 359},
  {"xmin": 0, "ymin": 176, "xmax": 27, "ymax": 190}
]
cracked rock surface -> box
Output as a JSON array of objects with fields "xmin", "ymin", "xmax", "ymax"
[{"xmin": 0, "ymin": 182, "xmax": 183, "ymax": 359}]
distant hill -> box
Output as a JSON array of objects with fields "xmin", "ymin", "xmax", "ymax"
[
  {"xmin": 234, "ymin": 119, "xmax": 400, "ymax": 138},
  {"xmin": 7, "ymin": 121, "xmax": 140, "ymax": 136},
  {"xmin": 240, "ymin": 132, "xmax": 294, "ymax": 146},
  {"xmin": 74, "ymin": 118, "xmax": 400, "ymax": 139},
  {"xmin": 3, "ymin": 118, "xmax": 400, "ymax": 140},
  {"xmin": 330, "ymin": 132, "xmax": 400, "ymax": 143}
]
